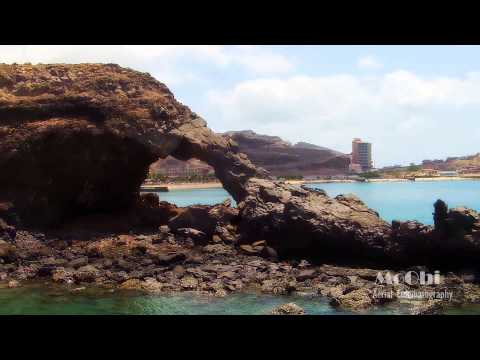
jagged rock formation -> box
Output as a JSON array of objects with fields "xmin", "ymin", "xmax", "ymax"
[
  {"xmin": 237, "ymin": 179, "xmax": 393, "ymax": 263},
  {"xmin": 223, "ymin": 130, "xmax": 350, "ymax": 177},
  {"xmin": 1, "ymin": 63, "xmax": 480, "ymax": 268},
  {"xmin": 0, "ymin": 63, "xmax": 264, "ymax": 226},
  {"xmin": 148, "ymin": 130, "xmax": 349, "ymax": 179}
]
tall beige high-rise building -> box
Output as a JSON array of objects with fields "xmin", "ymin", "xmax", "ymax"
[{"xmin": 351, "ymin": 138, "xmax": 373, "ymax": 172}]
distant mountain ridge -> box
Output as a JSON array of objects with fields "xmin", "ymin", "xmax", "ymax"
[
  {"xmin": 293, "ymin": 141, "xmax": 344, "ymax": 155},
  {"xmin": 422, "ymin": 153, "xmax": 480, "ymax": 171},
  {"xmin": 149, "ymin": 130, "xmax": 350, "ymax": 178},
  {"xmin": 223, "ymin": 130, "xmax": 350, "ymax": 176}
]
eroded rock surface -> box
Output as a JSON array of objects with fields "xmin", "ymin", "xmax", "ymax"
[
  {"xmin": 0, "ymin": 63, "xmax": 263, "ymax": 226},
  {"xmin": 2, "ymin": 63, "xmax": 480, "ymax": 269},
  {"xmin": 271, "ymin": 302, "xmax": 305, "ymax": 315},
  {"xmin": 237, "ymin": 179, "xmax": 393, "ymax": 263}
]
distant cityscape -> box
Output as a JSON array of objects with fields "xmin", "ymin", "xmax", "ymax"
[{"xmin": 146, "ymin": 130, "xmax": 480, "ymax": 183}]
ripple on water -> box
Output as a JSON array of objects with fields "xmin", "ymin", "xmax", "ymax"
[{"xmin": 0, "ymin": 284, "xmax": 413, "ymax": 315}]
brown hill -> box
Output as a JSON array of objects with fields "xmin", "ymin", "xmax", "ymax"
[
  {"xmin": 223, "ymin": 130, "xmax": 350, "ymax": 177},
  {"xmin": 422, "ymin": 153, "xmax": 480, "ymax": 172},
  {"xmin": 149, "ymin": 130, "xmax": 349, "ymax": 178}
]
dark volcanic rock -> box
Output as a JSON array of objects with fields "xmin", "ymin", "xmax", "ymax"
[
  {"xmin": 271, "ymin": 302, "xmax": 305, "ymax": 315},
  {"xmin": 174, "ymin": 228, "xmax": 208, "ymax": 245},
  {"xmin": 0, "ymin": 63, "xmax": 264, "ymax": 227},
  {"xmin": 0, "ymin": 218, "xmax": 16, "ymax": 241},
  {"xmin": 3, "ymin": 64, "xmax": 480, "ymax": 269},
  {"xmin": 0, "ymin": 239, "xmax": 16, "ymax": 261},
  {"xmin": 237, "ymin": 179, "xmax": 393, "ymax": 262},
  {"xmin": 129, "ymin": 193, "xmax": 181, "ymax": 227},
  {"xmin": 155, "ymin": 252, "xmax": 186, "ymax": 266},
  {"xmin": 168, "ymin": 201, "xmax": 238, "ymax": 237}
]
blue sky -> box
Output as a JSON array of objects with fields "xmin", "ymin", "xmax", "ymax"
[{"xmin": 3, "ymin": 45, "xmax": 480, "ymax": 167}]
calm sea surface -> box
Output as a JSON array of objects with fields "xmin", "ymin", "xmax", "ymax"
[
  {"xmin": 1, "ymin": 284, "xmax": 478, "ymax": 315},
  {"xmin": 155, "ymin": 180, "xmax": 480, "ymax": 225},
  {"xmin": 0, "ymin": 284, "xmax": 408, "ymax": 315}
]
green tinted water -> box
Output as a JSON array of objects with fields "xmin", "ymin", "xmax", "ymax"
[
  {"xmin": 6, "ymin": 180, "xmax": 480, "ymax": 315},
  {"xmin": 0, "ymin": 284, "xmax": 410, "ymax": 315}
]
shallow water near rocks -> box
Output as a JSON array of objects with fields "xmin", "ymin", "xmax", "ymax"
[
  {"xmin": 5, "ymin": 180, "xmax": 480, "ymax": 315},
  {"xmin": 0, "ymin": 284, "xmax": 413, "ymax": 315}
]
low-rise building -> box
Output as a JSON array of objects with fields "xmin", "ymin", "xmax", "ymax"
[{"xmin": 437, "ymin": 170, "xmax": 458, "ymax": 177}]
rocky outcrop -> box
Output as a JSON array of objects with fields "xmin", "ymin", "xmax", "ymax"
[
  {"xmin": 237, "ymin": 179, "xmax": 393, "ymax": 263},
  {"xmin": 0, "ymin": 63, "xmax": 390, "ymax": 263},
  {"xmin": 271, "ymin": 302, "xmax": 305, "ymax": 315},
  {"xmin": 2, "ymin": 64, "xmax": 480, "ymax": 269},
  {"xmin": 0, "ymin": 63, "xmax": 264, "ymax": 226},
  {"xmin": 168, "ymin": 199, "xmax": 239, "ymax": 237}
]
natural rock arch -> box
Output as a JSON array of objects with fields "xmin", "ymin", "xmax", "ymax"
[
  {"xmin": 0, "ymin": 63, "xmax": 267, "ymax": 226},
  {"xmin": 3, "ymin": 63, "xmax": 480, "ymax": 267}
]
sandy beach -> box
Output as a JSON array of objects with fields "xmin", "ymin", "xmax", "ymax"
[
  {"xmin": 284, "ymin": 179, "xmax": 359, "ymax": 185},
  {"xmin": 141, "ymin": 176, "xmax": 480, "ymax": 192},
  {"xmin": 366, "ymin": 176, "xmax": 480, "ymax": 183},
  {"xmin": 410, "ymin": 176, "xmax": 478, "ymax": 182},
  {"xmin": 141, "ymin": 182, "xmax": 224, "ymax": 191}
]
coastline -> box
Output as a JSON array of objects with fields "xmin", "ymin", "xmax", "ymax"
[
  {"xmin": 141, "ymin": 176, "xmax": 480, "ymax": 192},
  {"xmin": 140, "ymin": 182, "xmax": 224, "ymax": 192}
]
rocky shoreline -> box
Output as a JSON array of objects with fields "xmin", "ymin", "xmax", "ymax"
[
  {"xmin": 2, "ymin": 200, "xmax": 480, "ymax": 315},
  {"xmin": 2, "ymin": 63, "xmax": 480, "ymax": 315}
]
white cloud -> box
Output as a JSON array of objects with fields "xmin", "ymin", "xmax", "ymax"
[
  {"xmin": 207, "ymin": 71, "xmax": 480, "ymax": 167},
  {"xmin": 357, "ymin": 55, "xmax": 384, "ymax": 70},
  {"xmin": 0, "ymin": 45, "xmax": 294, "ymax": 85},
  {"xmin": 231, "ymin": 46, "xmax": 294, "ymax": 74}
]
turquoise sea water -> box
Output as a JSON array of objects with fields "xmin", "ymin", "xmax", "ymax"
[
  {"xmin": 154, "ymin": 180, "xmax": 480, "ymax": 225},
  {"xmin": 158, "ymin": 187, "xmax": 236, "ymax": 208}
]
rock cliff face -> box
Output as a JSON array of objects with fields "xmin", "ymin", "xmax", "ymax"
[
  {"xmin": 237, "ymin": 179, "xmax": 393, "ymax": 263},
  {"xmin": 1, "ymin": 63, "xmax": 480, "ymax": 268},
  {"xmin": 0, "ymin": 64, "xmax": 263, "ymax": 226},
  {"xmin": 223, "ymin": 130, "xmax": 350, "ymax": 177}
]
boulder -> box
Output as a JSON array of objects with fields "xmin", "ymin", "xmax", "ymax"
[
  {"xmin": 213, "ymin": 225, "xmax": 239, "ymax": 244},
  {"xmin": 271, "ymin": 303, "xmax": 305, "ymax": 315},
  {"xmin": 74, "ymin": 265, "xmax": 100, "ymax": 283},
  {"xmin": 68, "ymin": 257, "xmax": 89, "ymax": 269},
  {"xmin": 154, "ymin": 252, "xmax": 186, "ymax": 266},
  {"xmin": 8, "ymin": 280, "xmax": 20, "ymax": 288},
  {"xmin": 0, "ymin": 202, "xmax": 18, "ymax": 226},
  {"xmin": 0, "ymin": 218, "xmax": 16, "ymax": 241},
  {"xmin": 175, "ymin": 228, "xmax": 208, "ymax": 245},
  {"xmin": 296, "ymin": 269, "xmax": 317, "ymax": 282},
  {"xmin": 130, "ymin": 194, "xmax": 180, "ymax": 227},
  {"xmin": 180, "ymin": 276, "xmax": 199, "ymax": 289},
  {"xmin": 238, "ymin": 179, "xmax": 392, "ymax": 262},
  {"xmin": 169, "ymin": 203, "xmax": 238, "ymax": 237},
  {"xmin": 0, "ymin": 240, "xmax": 16, "ymax": 262},
  {"xmin": 52, "ymin": 267, "xmax": 74, "ymax": 283},
  {"xmin": 445, "ymin": 207, "xmax": 480, "ymax": 234},
  {"xmin": 329, "ymin": 288, "xmax": 375, "ymax": 310}
]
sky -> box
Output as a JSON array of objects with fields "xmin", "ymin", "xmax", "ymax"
[{"xmin": 2, "ymin": 45, "xmax": 480, "ymax": 167}]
